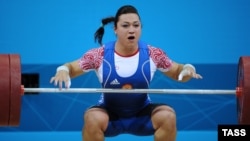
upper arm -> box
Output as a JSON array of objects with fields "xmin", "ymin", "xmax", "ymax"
[
  {"xmin": 67, "ymin": 47, "xmax": 104, "ymax": 78},
  {"xmin": 149, "ymin": 46, "xmax": 183, "ymax": 80}
]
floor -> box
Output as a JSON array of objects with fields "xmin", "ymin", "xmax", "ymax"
[{"xmin": 0, "ymin": 130, "xmax": 217, "ymax": 141}]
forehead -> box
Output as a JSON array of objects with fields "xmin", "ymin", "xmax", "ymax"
[{"xmin": 118, "ymin": 13, "xmax": 140, "ymax": 23}]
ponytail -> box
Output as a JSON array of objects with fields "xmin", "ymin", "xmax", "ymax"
[{"xmin": 94, "ymin": 17, "xmax": 115, "ymax": 45}]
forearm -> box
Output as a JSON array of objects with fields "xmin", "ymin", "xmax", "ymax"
[
  {"xmin": 164, "ymin": 62, "xmax": 201, "ymax": 82},
  {"xmin": 60, "ymin": 60, "xmax": 84, "ymax": 78}
]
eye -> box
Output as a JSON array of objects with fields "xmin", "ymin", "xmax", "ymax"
[
  {"xmin": 122, "ymin": 24, "xmax": 129, "ymax": 28},
  {"xmin": 133, "ymin": 24, "xmax": 140, "ymax": 28}
]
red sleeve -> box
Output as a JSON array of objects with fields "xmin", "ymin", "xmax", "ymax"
[
  {"xmin": 149, "ymin": 46, "xmax": 173, "ymax": 70},
  {"xmin": 78, "ymin": 47, "xmax": 104, "ymax": 71}
]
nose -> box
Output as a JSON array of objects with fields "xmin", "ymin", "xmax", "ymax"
[
  {"xmin": 128, "ymin": 28, "xmax": 135, "ymax": 34},
  {"xmin": 128, "ymin": 25, "xmax": 135, "ymax": 33}
]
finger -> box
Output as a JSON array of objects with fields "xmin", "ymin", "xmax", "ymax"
[
  {"xmin": 65, "ymin": 80, "xmax": 71, "ymax": 89},
  {"xmin": 192, "ymin": 73, "xmax": 203, "ymax": 79},
  {"xmin": 65, "ymin": 76, "xmax": 71, "ymax": 89},
  {"xmin": 54, "ymin": 79, "xmax": 58, "ymax": 86},
  {"xmin": 196, "ymin": 74, "xmax": 203, "ymax": 79},
  {"xmin": 58, "ymin": 80, "xmax": 63, "ymax": 89},
  {"xmin": 49, "ymin": 77, "xmax": 54, "ymax": 83}
]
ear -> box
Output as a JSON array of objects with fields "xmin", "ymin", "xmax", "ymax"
[{"xmin": 114, "ymin": 26, "xmax": 117, "ymax": 34}]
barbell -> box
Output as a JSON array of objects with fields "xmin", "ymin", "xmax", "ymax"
[{"xmin": 0, "ymin": 54, "xmax": 249, "ymax": 127}]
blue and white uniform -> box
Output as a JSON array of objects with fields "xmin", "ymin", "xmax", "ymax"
[
  {"xmin": 101, "ymin": 41, "xmax": 151, "ymax": 117},
  {"xmin": 78, "ymin": 41, "xmax": 173, "ymax": 136}
]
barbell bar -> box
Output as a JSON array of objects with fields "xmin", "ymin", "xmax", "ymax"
[
  {"xmin": 0, "ymin": 54, "xmax": 249, "ymax": 127},
  {"xmin": 22, "ymin": 87, "xmax": 237, "ymax": 94}
]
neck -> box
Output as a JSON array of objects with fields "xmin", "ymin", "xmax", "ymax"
[{"xmin": 115, "ymin": 41, "xmax": 138, "ymax": 56}]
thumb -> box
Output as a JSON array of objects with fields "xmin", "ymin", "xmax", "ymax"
[{"xmin": 178, "ymin": 69, "xmax": 190, "ymax": 81}]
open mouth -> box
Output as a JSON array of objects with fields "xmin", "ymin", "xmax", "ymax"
[{"xmin": 128, "ymin": 36, "xmax": 135, "ymax": 40}]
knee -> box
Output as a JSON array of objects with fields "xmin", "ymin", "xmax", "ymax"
[
  {"xmin": 83, "ymin": 108, "xmax": 109, "ymax": 132},
  {"xmin": 163, "ymin": 107, "xmax": 176, "ymax": 124},
  {"xmin": 152, "ymin": 106, "xmax": 177, "ymax": 129}
]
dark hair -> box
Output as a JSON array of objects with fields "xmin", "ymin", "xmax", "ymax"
[{"xmin": 94, "ymin": 5, "xmax": 141, "ymax": 45}]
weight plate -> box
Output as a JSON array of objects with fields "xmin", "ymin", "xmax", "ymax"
[
  {"xmin": 9, "ymin": 54, "xmax": 22, "ymax": 126},
  {"xmin": 237, "ymin": 56, "xmax": 250, "ymax": 124},
  {"xmin": 0, "ymin": 55, "xmax": 10, "ymax": 126}
]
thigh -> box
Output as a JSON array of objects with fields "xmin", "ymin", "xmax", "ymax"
[
  {"xmin": 85, "ymin": 104, "xmax": 172, "ymax": 137},
  {"xmin": 85, "ymin": 105, "xmax": 124, "ymax": 137}
]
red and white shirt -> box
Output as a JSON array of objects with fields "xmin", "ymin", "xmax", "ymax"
[{"xmin": 78, "ymin": 45, "xmax": 173, "ymax": 83}]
